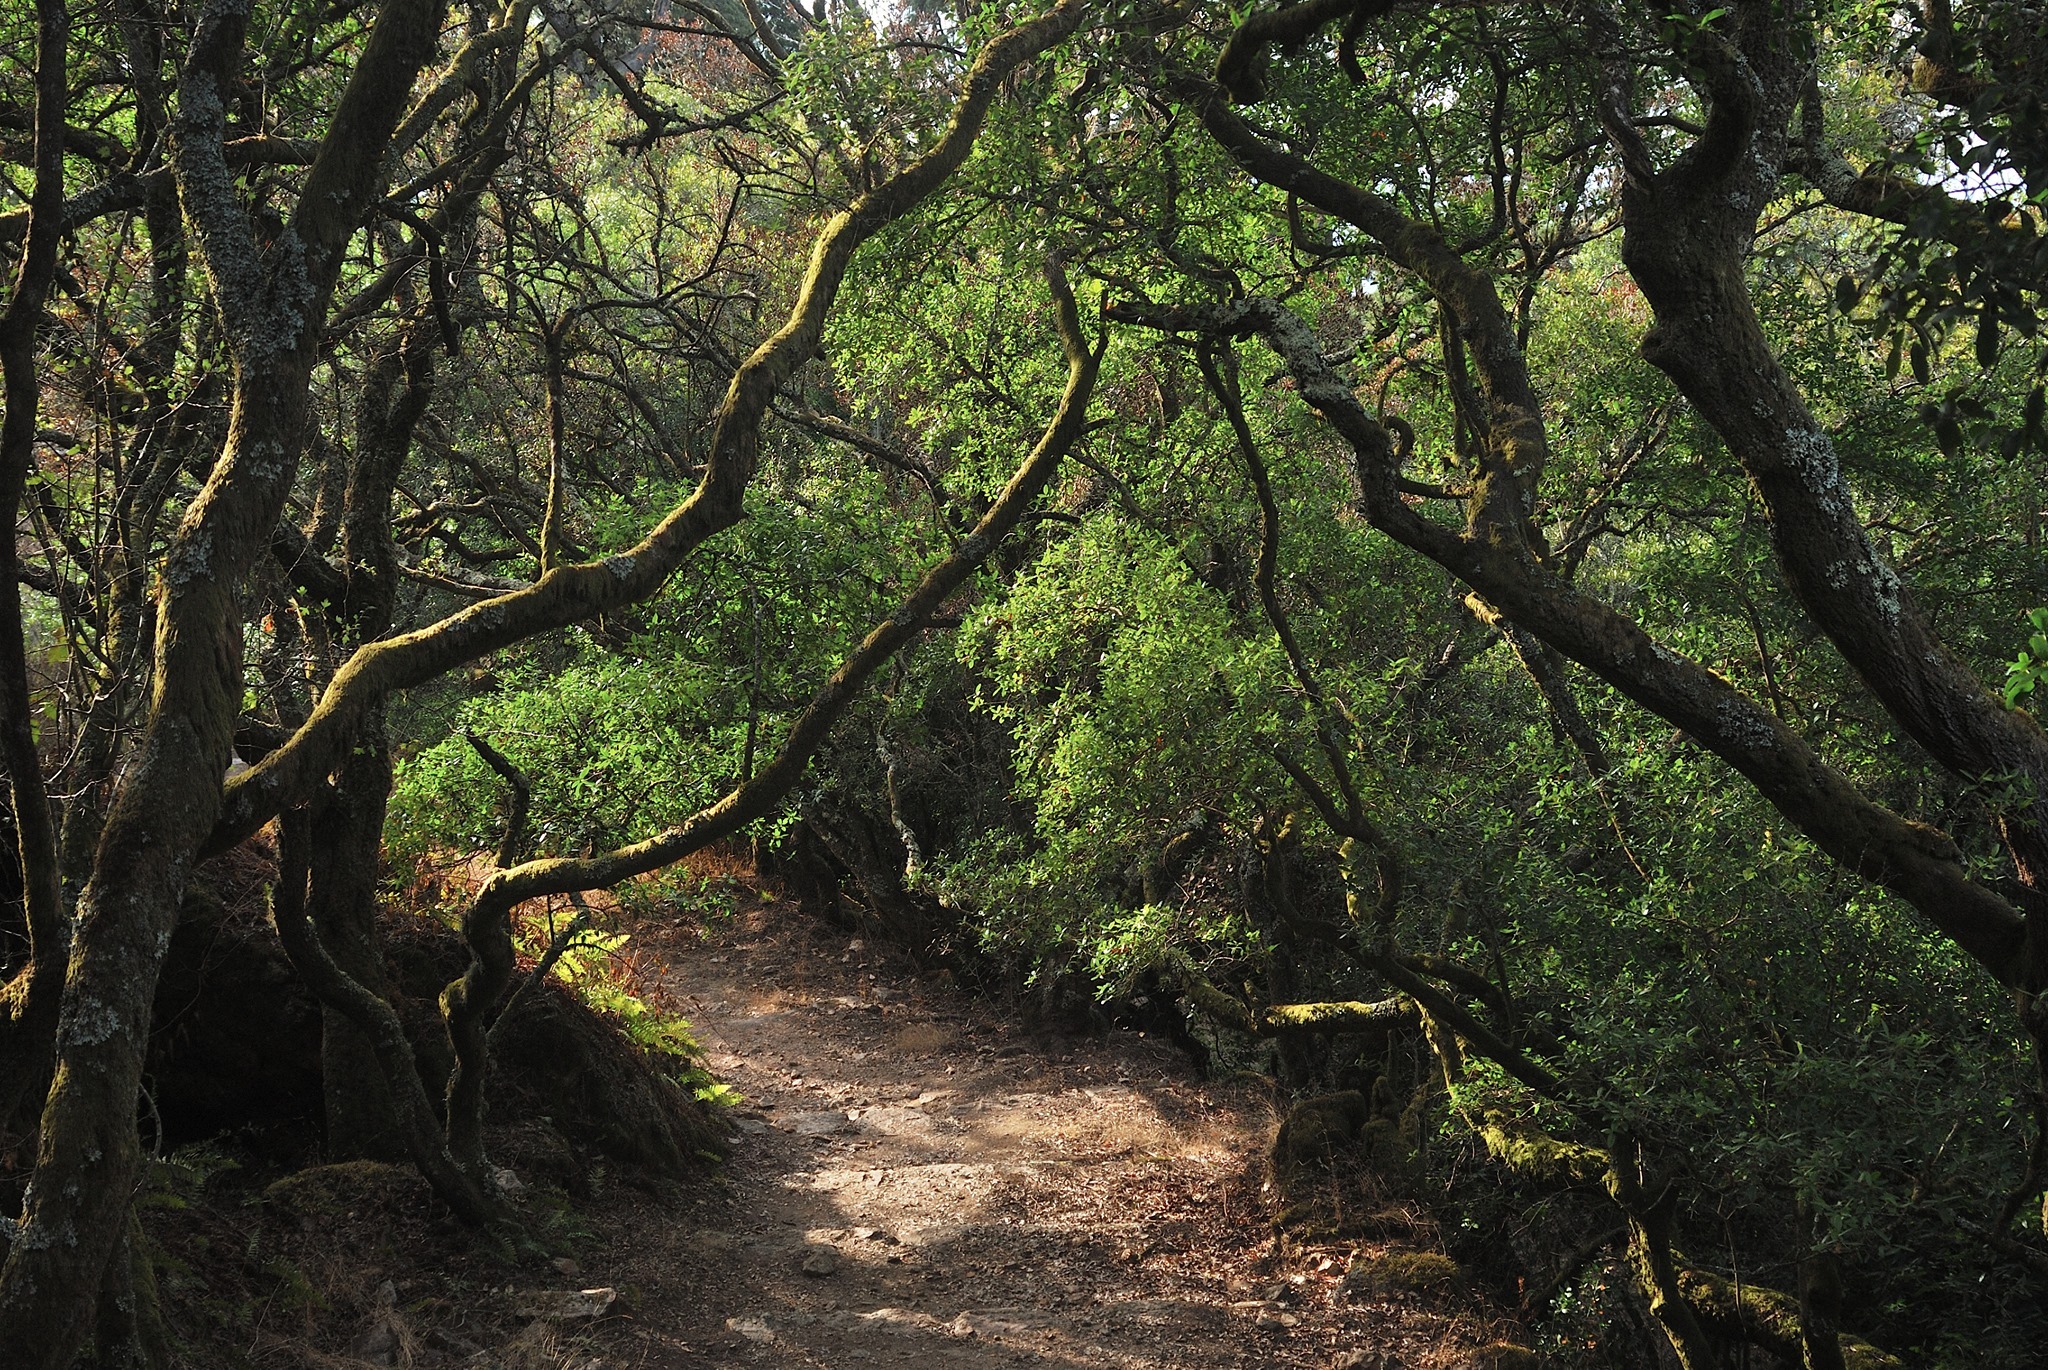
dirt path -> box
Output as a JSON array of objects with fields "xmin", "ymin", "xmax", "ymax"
[{"xmin": 569, "ymin": 897, "xmax": 1511, "ymax": 1370}]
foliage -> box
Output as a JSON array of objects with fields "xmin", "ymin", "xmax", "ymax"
[
  {"xmin": 2005, "ymin": 608, "xmax": 2048, "ymax": 707},
  {"xmin": 510, "ymin": 907, "xmax": 741, "ymax": 1109}
]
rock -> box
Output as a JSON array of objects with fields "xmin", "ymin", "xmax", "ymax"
[
  {"xmin": 733, "ymin": 1116, "xmax": 770, "ymax": 1135},
  {"xmin": 550, "ymin": 1256, "xmax": 582, "ymax": 1276},
  {"xmin": 782, "ymin": 1110, "xmax": 851, "ymax": 1136},
  {"xmin": 853, "ymin": 1226, "xmax": 898, "ymax": 1244},
  {"xmin": 727, "ymin": 1315, "xmax": 776, "ymax": 1344},
  {"xmin": 492, "ymin": 1166, "xmax": 527, "ymax": 1201},
  {"xmin": 346, "ymin": 1325, "xmax": 400, "ymax": 1367},
  {"xmin": 1256, "ymin": 1310, "xmax": 1300, "ymax": 1330},
  {"xmin": 1334, "ymin": 1353, "xmax": 1397, "ymax": 1370},
  {"xmin": 426, "ymin": 1327, "xmax": 486, "ymax": 1358},
  {"xmin": 346, "ymin": 1280, "xmax": 404, "ymax": 1365},
  {"xmin": 852, "ymin": 1105, "xmax": 950, "ymax": 1137},
  {"xmin": 1341, "ymin": 1251, "xmax": 1462, "ymax": 1300},
  {"xmin": 800, "ymin": 1247, "xmax": 839, "ymax": 1276},
  {"xmin": 857, "ymin": 1307, "xmax": 946, "ymax": 1332},
  {"xmin": 515, "ymin": 1287, "xmax": 618, "ymax": 1323},
  {"xmin": 261, "ymin": 1162, "xmax": 425, "ymax": 1220}
]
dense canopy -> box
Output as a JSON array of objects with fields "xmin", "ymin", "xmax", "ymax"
[{"xmin": 3, "ymin": 0, "xmax": 2047, "ymax": 1363}]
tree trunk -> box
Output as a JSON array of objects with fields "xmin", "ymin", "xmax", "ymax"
[
  {"xmin": 0, "ymin": 0, "xmax": 69, "ymax": 1163},
  {"xmin": 84, "ymin": 1212, "xmax": 171, "ymax": 1370},
  {"xmin": 310, "ymin": 712, "xmax": 406, "ymax": 1161}
]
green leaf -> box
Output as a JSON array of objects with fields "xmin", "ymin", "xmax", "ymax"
[{"xmin": 1933, "ymin": 411, "xmax": 1962, "ymax": 455}]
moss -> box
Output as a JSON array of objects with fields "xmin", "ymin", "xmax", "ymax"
[
  {"xmin": 1477, "ymin": 1117, "xmax": 1607, "ymax": 1185},
  {"xmin": 1258, "ymin": 998, "xmax": 1410, "ymax": 1031},
  {"xmin": 256, "ymin": 1256, "xmax": 327, "ymax": 1316},
  {"xmin": 261, "ymin": 1162, "xmax": 424, "ymax": 1221},
  {"xmin": 1680, "ymin": 1267, "xmax": 1904, "ymax": 1370},
  {"xmin": 1269, "ymin": 1091, "xmax": 1370, "ymax": 1173},
  {"xmin": 1343, "ymin": 1250, "xmax": 1463, "ymax": 1297}
]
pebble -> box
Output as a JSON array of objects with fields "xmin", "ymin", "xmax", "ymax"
[{"xmin": 727, "ymin": 1315, "xmax": 775, "ymax": 1343}]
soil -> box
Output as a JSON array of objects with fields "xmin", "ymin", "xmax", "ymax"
[
  {"xmin": 560, "ymin": 892, "xmax": 1520, "ymax": 1369},
  {"xmin": 147, "ymin": 879, "xmax": 1527, "ymax": 1368}
]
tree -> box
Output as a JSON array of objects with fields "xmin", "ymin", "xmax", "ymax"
[
  {"xmin": 1078, "ymin": 0, "xmax": 2048, "ymax": 1359},
  {"xmin": 9, "ymin": 0, "xmax": 2048, "ymax": 1363},
  {"xmin": 0, "ymin": 0, "xmax": 1095, "ymax": 1361}
]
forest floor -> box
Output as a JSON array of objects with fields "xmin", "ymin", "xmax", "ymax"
[
  {"xmin": 539, "ymin": 887, "xmax": 1528, "ymax": 1370},
  {"xmin": 152, "ymin": 874, "xmax": 1531, "ymax": 1369}
]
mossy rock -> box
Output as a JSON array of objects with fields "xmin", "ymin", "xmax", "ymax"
[
  {"xmin": 1459, "ymin": 1343, "xmax": 1537, "ymax": 1370},
  {"xmin": 1842, "ymin": 1345, "xmax": 1907, "ymax": 1370},
  {"xmin": 488, "ymin": 981, "xmax": 728, "ymax": 1177},
  {"xmin": 1269, "ymin": 1091, "xmax": 1370, "ymax": 1173},
  {"xmin": 261, "ymin": 1162, "xmax": 428, "ymax": 1221},
  {"xmin": 1359, "ymin": 1117, "xmax": 1420, "ymax": 1178},
  {"xmin": 1341, "ymin": 1250, "xmax": 1463, "ymax": 1298}
]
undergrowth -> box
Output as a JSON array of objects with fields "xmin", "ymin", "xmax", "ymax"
[{"xmin": 510, "ymin": 889, "xmax": 744, "ymax": 1110}]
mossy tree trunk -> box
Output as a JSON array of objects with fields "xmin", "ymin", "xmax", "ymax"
[
  {"xmin": 312, "ymin": 722, "xmax": 407, "ymax": 1161},
  {"xmin": 0, "ymin": 0, "xmax": 452, "ymax": 1360},
  {"xmin": 307, "ymin": 301, "xmax": 439, "ymax": 1163}
]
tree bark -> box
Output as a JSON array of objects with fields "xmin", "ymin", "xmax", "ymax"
[
  {"xmin": 1605, "ymin": 5, "xmax": 2048, "ymax": 994},
  {"xmin": 311, "ymin": 717, "xmax": 406, "ymax": 1161},
  {"xmin": 0, "ymin": 0, "xmax": 70, "ymax": 1140}
]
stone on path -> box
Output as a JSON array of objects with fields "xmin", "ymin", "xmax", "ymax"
[
  {"xmin": 516, "ymin": 1287, "xmax": 618, "ymax": 1323},
  {"xmin": 727, "ymin": 1315, "xmax": 776, "ymax": 1343}
]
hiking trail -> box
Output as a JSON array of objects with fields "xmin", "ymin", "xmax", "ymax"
[{"xmin": 565, "ymin": 893, "xmax": 1511, "ymax": 1369}]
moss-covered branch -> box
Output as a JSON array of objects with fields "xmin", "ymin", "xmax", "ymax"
[
  {"xmin": 1679, "ymin": 1267, "xmax": 1904, "ymax": 1370},
  {"xmin": 430, "ymin": 261, "xmax": 1102, "ymax": 1175}
]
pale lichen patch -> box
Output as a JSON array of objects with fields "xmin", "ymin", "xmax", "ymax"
[
  {"xmin": 57, "ymin": 995, "xmax": 127, "ymax": 1049},
  {"xmin": 1717, "ymin": 699, "xmax": 1778, "ymax": 750},
  {"xmin": 1782, "ymin": 425, "xmax": 1840, "ymax": 481}
]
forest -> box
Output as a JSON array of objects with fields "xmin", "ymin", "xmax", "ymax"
[{"xmin": 2, "ymin": 0, "xmax": 2046, "ymax": 1364}]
